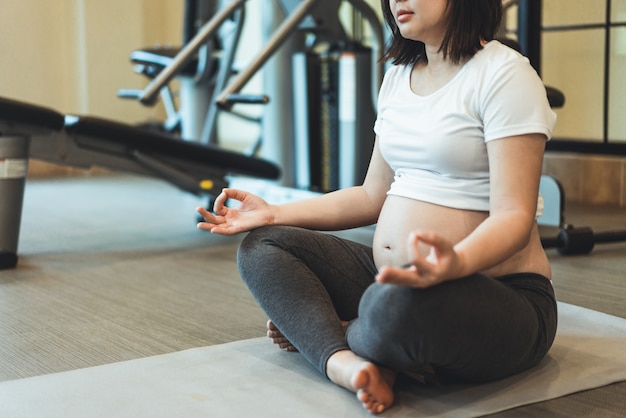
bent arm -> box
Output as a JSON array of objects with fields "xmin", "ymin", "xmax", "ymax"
[{"xmin": 452, "ymin": 134, "xmax": 546, "ymax": 277}]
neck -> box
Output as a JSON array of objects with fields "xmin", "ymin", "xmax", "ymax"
[{"xmin": 422, "ymin": 44, "xmax": 457, "ymax": 72}]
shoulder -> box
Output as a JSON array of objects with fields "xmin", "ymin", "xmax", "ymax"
[
  {"xmin": 470, "ymin": 41, "xmax": 540, "ymax": 83},
  {"xmin": 377, "ymin": 63, "xmax": 410, "ymax": 102},
  {"xmin": 380, "ymin": 64, "xmax": 409, "ymax": 88},
  {"xmin": 473, "ymin": 40, "xmax": 530, "ymax": 67},
  {"xmin": 466, "ymin": 40, "xmax": 547, "ymax": 105}
]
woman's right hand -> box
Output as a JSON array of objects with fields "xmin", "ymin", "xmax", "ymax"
[{"xmin": 196, "ymin": 188, "xmax": 274, "ymax": 235}]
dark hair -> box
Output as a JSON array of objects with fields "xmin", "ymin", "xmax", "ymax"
[{"xmin": 381, "ymin": 0, "xmax": 503, "ymax": 65}]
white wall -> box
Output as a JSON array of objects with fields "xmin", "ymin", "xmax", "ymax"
[
  {"xmin": 1, "ymin": 1, "xmax": 79, "ymax": 111},
  {"xmin": 0, "ymin": 0, "xmax": 183, "ymax": 122}
]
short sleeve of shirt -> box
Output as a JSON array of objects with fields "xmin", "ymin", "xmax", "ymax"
[{"xmin": 479, "ymin": 53, "xmax": 557, "ymax": 142}]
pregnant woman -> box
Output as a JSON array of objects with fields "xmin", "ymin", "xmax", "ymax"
[{"xmin": 197, "ymin": 0, "xmax": 558, "ymax": 413}]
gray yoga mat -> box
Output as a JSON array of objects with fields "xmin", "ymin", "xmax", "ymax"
[{"xmin": 2, "ymin": 302, "xmax": 625, "ymax": 418}]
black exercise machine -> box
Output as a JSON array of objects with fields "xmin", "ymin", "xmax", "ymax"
[
  {"xmin": 0, "ymin": 97, "xmax": 64, "ymax": 270},
  {"xmin": 0, "ymin": 96, "xmax": 280, "ymax": 270}
]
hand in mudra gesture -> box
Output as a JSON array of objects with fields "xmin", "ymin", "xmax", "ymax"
[
  {"xmin": 197, "ymin": 188, "xmax": 274, "ymax": 235},
  {"xmin": 376, "ymin": 231, "xmax": 464, "ymax": 288}
]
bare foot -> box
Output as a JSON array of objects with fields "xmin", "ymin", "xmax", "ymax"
[
  {"xmin": 266, "ymin": 320, "xmax": 350, "ymax": 353},
  {"xmin": 266, "ymin": 320, "xmax": 298, "ymax": 352},
  {"xmin": 326, "ymin": 350, "xmax": 396, "ymax": 414}
]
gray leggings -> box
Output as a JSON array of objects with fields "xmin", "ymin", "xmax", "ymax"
[{"xmin": 237, "ymin": 225, "xmax": 557, "ymax": 383}]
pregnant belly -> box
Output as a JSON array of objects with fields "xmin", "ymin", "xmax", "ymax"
[
  {"xmin": 372, "ymin": 195, "xmax": 552, "ymax": 279},
  {"xmin": 372, "ymin": 195, "xmax": 488, "ymax": 269}
]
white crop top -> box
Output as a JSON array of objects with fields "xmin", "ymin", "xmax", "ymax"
[{"xmin": 374, "ymin": 41, "xmax": 557, "ymax": 212}]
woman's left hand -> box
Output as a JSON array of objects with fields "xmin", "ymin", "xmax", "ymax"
[{"xmin": 375, "ymin": 231, "xmax": 464, "ymax": 288}]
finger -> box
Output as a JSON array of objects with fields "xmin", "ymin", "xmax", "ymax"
[
  {"xmin": 205, "ymin": 223, "xmax": 244, "ymax": 236},
  {"xmin": 409, "ymin": 231, "xmax": 454, "ymax": 268},
  {"xmin": 212, "ymin": 190, "xmax": 230, "ymax": 216},
  {"xmin": 407, "ymin": 231, "xmax": 429, "ymax": 261},
  {"xmin": 196, "ymin": 206, "xmax": 211, "ymax": 218},
  {"xmin": 221, "ymin": 188, "xmax": 251, "ymax": 203},
  {"xmin": 407, "ymin": 231, "xmax": 419, "ymax": 259},
  {"xmin": 412, "ymin": 230, "xmax": 439, "ymax": 245},
  {"xmin": 414, "ymin": 231, "xmax": 452, "ymax": 255},
  {"xmin": 406, "ymin": 232, "xmax": 433, "ymax": 268},
  {"xmin": 196, "ymin": 207, "xmax": 217, "ymax": 223},
  {"xmin": 196, "ymin": 206, "xmax": 223, "ymax": 224},
  {"xmin": 197, "ymin": 221, "xmax": 219, "ymax": 232},
  {"xmin": 408, "ymin": 256, "xmax": 438, "ymax": 281},
  {"xmin": 376, "ymin": 265, "xmax": 430, "ymax": 288}
]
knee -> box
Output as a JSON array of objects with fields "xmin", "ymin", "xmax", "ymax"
[
  {"xmin": 237, "ymin": 225, "xmax": 279, "ymax": 272},
  {"xmin": 239, "ymin": 224, "xmax": 288, "ymax": 249},
  {"xmin": 237, "ymin": 225, "xmax": 301, "ymax": 279},
  {"xmin": 361, "ymin": 282, "xmax": 414, "ymax": 317},
  {"xmin": 238, "ymin": 225, "xmax": 271, "ymax": 256},
  {"xmin": 356, "ymin": 283, "xmax": 434, "ymax": 343}
]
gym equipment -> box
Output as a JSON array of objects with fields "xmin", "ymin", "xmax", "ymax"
[
  {"xmin": 119, "ymin": 0, "xmax": 278, "ymax": 147},
  {"xmin": 119, "ymin": 0, "xmax": 251, "ymax": 144},
  {"xmin": 0, "ymin": 96, "xmax": 280, "ymax": 270},
  {"xmin": 293, "ymin": 43, "xmax": 377, "ymax": 192},
  {"xmin": 270, "ymin": 0, "xmax": 385, "ymax": 191},
  {"xmin": 538, "ymin": 175, "xmax": 626, "ymax": 255},
  {"xmin": 542, "ymin": 226, "xmax": 626, "ymax": 256},
  {"xmin": 120, "ymin": 0, "xmax": 385, "ymax": 190},
  {"xmin": 0, "ymin": 98, "xmax": 64, "ymax": 270},
  {"xmin": 291, "ymin": 0, "xmax": 383, "ymax": 192}
]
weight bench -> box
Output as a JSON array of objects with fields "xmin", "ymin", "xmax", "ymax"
[
  {"xmin": 0, "ymin": 96, "xmax": 280, "ymax": 269},
  {"xmin": 1, "ymin": 98, "xmax": 65, "ymax": 269}
]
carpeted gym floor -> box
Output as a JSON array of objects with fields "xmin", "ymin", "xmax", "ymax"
[{"xmin": 1, "ymin": 174, "xmax": 625, "ymax": 416}]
